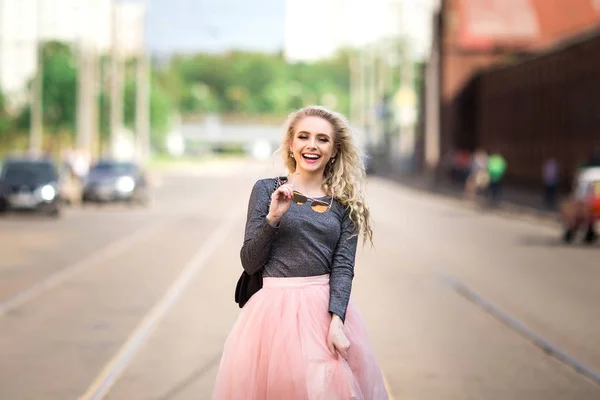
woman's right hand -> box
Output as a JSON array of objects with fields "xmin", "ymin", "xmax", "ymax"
[{"xmin": 266, "ymin": 184, "xmax": 294, "ymax": 227}]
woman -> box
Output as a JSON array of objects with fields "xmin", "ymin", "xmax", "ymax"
[{"xmin": 213, "ymin": 106, "xmax": 389, "ymax": 399}]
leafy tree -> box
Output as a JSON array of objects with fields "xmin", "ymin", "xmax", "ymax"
[
  {"xmin": 2, "ymin": 43, "xmax": 355, "ymax": 154},
  {"xmin": 10, "ymin": 41, "xmax": 78, "ymax": 150},
  {"xmin": 41, "ymin": 41, "xmax": 77, "ymax": 137},
  {"xmin": 148, "ymin": 77, "xmax": 173, "ymax": 151},
  {"xmin": 166, "ymin": 50, "xmax": 351, "ymax": 117},
  {"xmin": 93, "ymin": 58, "xmax": 176, "ymax": 151},
  {"xmin": 0, "ymin": 90, "xmax": 10, "ymax": 137},
  {"xmin": 121, "ymin": 63, "xmax": 175, "ymax": 151}
]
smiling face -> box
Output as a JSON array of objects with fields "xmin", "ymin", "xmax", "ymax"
[{"xmin": 289, "ymin": 116, "xmax": 336, "ymax": 175}]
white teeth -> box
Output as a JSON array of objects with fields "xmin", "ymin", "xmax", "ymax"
[{"xmin": 303, "ymin": 154, "xmax": 320, "ymax": 159}]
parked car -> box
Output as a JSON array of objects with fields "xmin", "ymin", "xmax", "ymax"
[
  {"xmin": 0, "ymin": 157, "xmax": 61, "ymax": 216},
  {"xmin": 82, "ymin": 160, "xmax": 149, "ymax": 205}
]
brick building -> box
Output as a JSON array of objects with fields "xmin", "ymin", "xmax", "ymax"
[
  {"xmin": 423, "ymin": 0, "xmax": 600, "ymax": 180},
  {"xmin": 471, "ymin": 28, "xmax": 600, "ymax": 187}
]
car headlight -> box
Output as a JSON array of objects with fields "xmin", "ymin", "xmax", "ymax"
[
  {"xmin": 40, "ymin": 185, "xmax": 56, "ymax": 201},
  {"xmin": 116, "ymin": 176, "xmax": 135, "ymax": 192}
]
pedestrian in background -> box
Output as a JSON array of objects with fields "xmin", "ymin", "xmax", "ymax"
[
  {"xmin": 487, "ymin": 152, "xmax": 507, "ymax": 204},
  {"xmin": 542, "ymin": 158, "xmax": 559, "ymax": 209},
  {"xmin": 212, "ymin": 106, "xmax": 388, "ymax": 399},
  {"xmin": 453, "ymin": 149, "xmax": 471, "ymax": 184},
  {"xmin": 464, "ymin": 148, "xmax": 489, "ymax": 200}
]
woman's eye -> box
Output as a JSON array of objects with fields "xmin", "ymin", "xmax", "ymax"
[
  {"xmin": 298, "ymin": 135, "xmax": 307, "ymax": 139},
  {"xmin": 319, "ymin": 138, "xmax": 329, "ymax": 142}
]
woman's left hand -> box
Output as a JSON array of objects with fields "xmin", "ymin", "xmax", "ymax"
[{"xmin": 327, "ymin": 314, "xmax": 350, "ymax": 360}]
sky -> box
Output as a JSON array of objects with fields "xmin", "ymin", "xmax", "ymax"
[
  {"xmin": 145, "ymin": 0, "xmax": 286, "ymax": 55},
  {"xmin": 143, "ymin": 0, "xmax": 438, "ymax": 61}
]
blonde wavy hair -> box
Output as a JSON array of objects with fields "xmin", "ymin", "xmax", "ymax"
[{"xmin": 280, "ymin": 105, "xmax": 373, "ymax": 245}]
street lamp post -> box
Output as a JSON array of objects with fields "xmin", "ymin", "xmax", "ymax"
[
  {"xmin": 135, "ymin": 2, "xmax": 151, "ymax": 164},
  {"xmin": 135, "ymin": 54, "xmax": 150, "ymax": 163},
  {"xmin": 75, "ymin": 0, "xmax": 101, "ymax": 160},
  {"xmin": 109, "ymin": 1, "xmax": 124, "ymax": 158},
  {"xmin": 30, "ymin": 0, "xmax": 44, "ymax": 156}
]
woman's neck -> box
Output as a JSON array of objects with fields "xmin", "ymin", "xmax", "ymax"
[{"xmin": 290, "ymin": 171, "xmax": 326, "ymax": 196}]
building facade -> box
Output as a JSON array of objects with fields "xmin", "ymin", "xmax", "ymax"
[
  {"xmin": 0, "ymin": 0, "xmax": 112, "ymax": 107},
  {"xmin": 423, "ymin": 0, "xmax": 600, "ymax": 170}
]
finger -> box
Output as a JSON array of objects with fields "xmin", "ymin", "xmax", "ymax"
[
  {"xmin": 272, "ymin": 187, "xmax": 283, "ymax": 198},
  {"xmin": 327, "ymin": 339, "xmax": 337, "ymax": 358},
  {"xmin": 279, "ymin": 187, "xmax": 289, "ymax": 199},
  {"xmin": 338, "ymin": 346, "xmax": 348, "ymax": 360},
  {"xmin": 274, "ymin": 188, "xmax": 288, "ymax": 200}
]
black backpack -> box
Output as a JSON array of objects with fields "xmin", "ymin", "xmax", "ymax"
[{"xmin": 234, "ymin": 176, "xmax": 287, "ymax": 307}]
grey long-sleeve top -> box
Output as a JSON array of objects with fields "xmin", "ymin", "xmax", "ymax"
[{"xmin": 240, "ymin": 178, "xmax": 358, "ymax": 322}]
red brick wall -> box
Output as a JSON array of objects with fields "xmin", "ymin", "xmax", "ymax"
[
  {"xmin": 437, "ymin": 0, "xmax": 600, "ymax": 183},
  {"xmin": 439, "ymin": 0, "xmax": 506, "ymax": 159},
  {"xmin": 476, "ymin": 30, "xmax": 600, "ymax": 187}
]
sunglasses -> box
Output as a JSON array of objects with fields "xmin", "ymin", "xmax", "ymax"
[{"xmin": 292, "ymin": 190, "xmax": 333, "ymax": 213}]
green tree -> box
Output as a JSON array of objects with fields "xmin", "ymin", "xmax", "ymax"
[
  {"xmin": 120, "ymin": 63, "xmax": 174, "ymax": 151},
  {"xmin": 167, "ymin": 50, "xmax": 351, "ymax": 117},
  {"xmin": 11, "ymin": 41, "xmax": 78, "ymax": 152},
  {"xmin": 94, "ymin": 58, "xmax": 175, "ymax": 152},
  {"xmin": 148, "ymin": 77, "xmax": 173, "ymax": 151},
  {"xmin": 0, "ymin": 89, "xmax": 17, "ymax": 153},
  {"xmin": 41, "ymin": 41, "xmax": 77, "ymax": 138},
  {"xmin": 0, "ymin": 90, "xmax": 10, "ymax": 137}
]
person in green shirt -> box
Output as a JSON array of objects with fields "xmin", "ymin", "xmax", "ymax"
[{"xmin": 487, "ymin": 153, "xmax": 507, "ymax": 203}]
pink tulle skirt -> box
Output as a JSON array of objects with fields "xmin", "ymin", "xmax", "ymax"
[{"xmin": 212, "ymin": 274, "xmax": 389, "ymax": 400}]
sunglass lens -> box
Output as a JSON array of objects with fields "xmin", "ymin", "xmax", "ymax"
[
  {"xmin": 292, "ymin": 191, "xmax": 307, "ymax": 204},
  {"xmin": 311, "ymin": 201, "xmax": 329, "ymax": 213}
]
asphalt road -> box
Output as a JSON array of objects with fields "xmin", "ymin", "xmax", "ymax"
[{"xmin": 0, "ymin": 158, "xmax": 599, "ymax": 400}]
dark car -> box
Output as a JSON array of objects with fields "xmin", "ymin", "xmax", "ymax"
[
  {"xmin": 82, "ymin": 160, "xmax": 149, "ymax": 205},
  {"xmin": 0, "ymin": 158, "xmax": 61, "ymax": 216}
]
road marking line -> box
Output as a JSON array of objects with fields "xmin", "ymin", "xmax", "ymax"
[
  {"xmin": 0, "ymin": 219, "xmax": 175, "ymax": 318},
  {"xmin": 381, "ymin": 234, "xmax": 600, "ymax": 388},
  {"xmin": 382, "ymin": 374, "xmax": 397, "ymax": 400},
  {"xmin": 440, "ymin": 272, "xmax": 600, "ymax": 387},
  {"xmin": 79, "ymin": 210, "xmax": 240, "ymax": 400}
]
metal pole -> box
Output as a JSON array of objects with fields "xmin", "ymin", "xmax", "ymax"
[
  {"xmin": 350, "ymin": 52, "xmax": 368, "ymax": 149},
  {"xmin": 109, "ymin": 2, "xmax": 123, "ymax": 158},
  {"xmin": 377, "ymin": 44, "xmax": 387, "ymax": 105},
  {"xmin": 76, "ymin": 45, "xmax": 93, "ymax": 154},
  {"xmin": 136, "ymin": 55, "xmax": 150, "ymax": 163},
  {"xmin": 135, "ymin": 3, "xmax": 150, "ymax": 164},
  {"xmin": 349, "ymin": 53, "xmax": 358, "ymax": 125},
  {"xmin": 30, "ymin": 0, "xmax": 43, "ymax": 156},
  {"xmin": 90, "ymin": 46, "xmax": 99, "ymax": 157},
  {"xmin": 76, "ymin": 0, "xmax": 98, "ymax": 159},
  {"xmin": 377, "ymin": 42, "xmax": 391, "ymax": 155},
  {"xmin": 358, "ymin": 49, "xmax": 367, "ymax": 140},
  {"xmin": 367, "ymin": 46, "xmax": 377, "ymax": 147},
  {"xmin": 424, "ymin": 39, "xmax": 440, "ymax": 171}
]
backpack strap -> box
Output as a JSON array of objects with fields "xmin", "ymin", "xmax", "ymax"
[{"xmin": 274, "ymin": 176, "xmax": 288, "ymax": 191}]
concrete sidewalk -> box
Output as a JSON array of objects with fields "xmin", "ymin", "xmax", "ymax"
[{"xmin": 374, "ymin": 170, "xmax": 563, "ymax": 226}]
